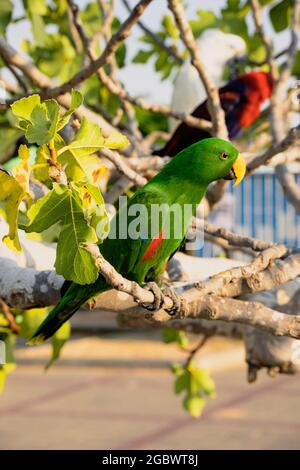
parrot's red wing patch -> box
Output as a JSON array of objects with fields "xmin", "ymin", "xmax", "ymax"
[{"xmin": 141, "ymin": 231, "xmax": 165, "ymax": 263}]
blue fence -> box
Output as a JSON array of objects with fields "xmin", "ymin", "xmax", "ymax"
[{"xmin": 200, "ymin": 167, "xmax": 300, "ymax": 257}]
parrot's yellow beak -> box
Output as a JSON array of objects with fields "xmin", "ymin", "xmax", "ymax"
[{"xmin": 232, "ymin": 153, "xmax": 246, "ymax": 186}]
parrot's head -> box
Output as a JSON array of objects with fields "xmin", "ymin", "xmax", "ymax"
[{"xmin": 185, "ymin": 137, "xmax": 246, "ymax": 187}]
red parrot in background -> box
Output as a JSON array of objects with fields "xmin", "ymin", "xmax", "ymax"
[{"xmin": 156, "ymin": 71, "xmax": 274, "ymax": 157}]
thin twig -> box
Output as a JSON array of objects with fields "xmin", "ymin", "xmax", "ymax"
[
  {"xmin": 0, "ymin": 298, "xmax": 20, "ymax": 334},
  {"xmin": 122, "ymin": 0, "xmax": 183, "ymax": 65},
  {"xmin": 6, "ymin": 0, "xmax": 154, "ymax": 101}
]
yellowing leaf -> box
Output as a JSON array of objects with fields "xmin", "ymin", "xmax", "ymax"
[
  {"xmin": 0, "ymin": 363, "xmax": 16, "ymax": 394},
  {"xmin": 103, "ymin": 130, "xmax": 130, "ymax": 149},
  {"xmin": 12, "ymin": 144, "xmax": 31, "ymax": 193},
  {"xmin": 0, "ymin": 169, "xmax": 25, "ymax": 251},
  {"xmin": 58, "ymin": 150, "xmax": 102, "ymax": 183},
  {"xmin": 183, "ymin": 395, "xmax": 206, "ymax": 418}
]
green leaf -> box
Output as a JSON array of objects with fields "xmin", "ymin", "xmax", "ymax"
[
  {"xmin": 22, "ymin": 34, "xmax": 79, "ymax": 81},
  {"xmin": 57, "ymin": 89, "xmax": 83, "ymax": 131},
  {"xmin": 162, "ymin": 15, "xmax": 179, "ymax": 39},
  {"xmin": 55, "ymin": 221, "xmax": 98, "ymax": 285},
  {"xmin": 58, "ymin": 117, "xmax": 129, "ymax": 159},
  {"xmin": 11, "ymin": 95, "xmax": 60, "ymax": 144},
  {"xmin": 23, "ymin": 183, "xmax": 99, "ymax": 284},
  {"xmin": 0, "ymin": 0, "xmax": 13, "ymax": 36},
  {"xmin": 60, "ymin": 151, "xmax": 102, "ymax": 183},
  {"xmin": 162, "ymin": 328, "xmax": 189, "ymax": 348},
  {"xmin": 11, "ymin": 94, "xmax": 41, "ymax": 123},
  {"xmin": 292, "ymin": 51, "xmax": 300, "ymax": 77},
  {"xmin": 25, "ymin": 101, "xmax": 59, "ymax": 145},
  {"xmin": 23, "ymin": 0, "xmax": 47, "ymax": 16},
  {"xmin": 80, "ymin": 1, "xmax": 102, "ymax": 38},
  {"xmin": 133, "ymin": 49, "xmax": 153, "ymax": 64},
  {"xmin": 269, "ymin": 0, "xmax": 292, "ymax": 32},
  {"xmin": 0, "ymin": 169, "xmax": 25, "ymax": 251},
  {"xmin": 82, "ymin": 183, "xmax": 110, "ymax": 241},
  {"xmin": 31, "ymin": 11, "xmax": 47, "ymax": 45},
  {"xmin": 190, "ymin": 10, "xmax": 217, "ymax": 37},
  {"xmin": 247, "ymin": 32, "xmax": 266, "ymax": 63},
  {"xmin": 46, "ymin": 321, "xmax": 70, "ymax": 370},
  {"xmin": 170, "ymin": 360, "xmax": 216, "ymax": 418},
  {"xmin": 174, "ymin": 370, "xmax": 189, "ymax": 394}
]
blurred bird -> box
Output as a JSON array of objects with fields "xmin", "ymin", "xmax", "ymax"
[
  {"xmin": 157, "ymin": 71, "xmax": 274, "ymax": 157},
  {"xmin": 169, "ymin": 30, "xmax": 246, "ymax": 132}
]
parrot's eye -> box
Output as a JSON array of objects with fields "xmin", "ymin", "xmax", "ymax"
[{"xmin": 219, "ymin": 152, "xmax": 229, "ymax": 160}]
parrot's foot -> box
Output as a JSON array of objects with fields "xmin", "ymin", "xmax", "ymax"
[
  {"xmin": 142, "ymin": 281, "xmax": 165, "ymax": 311},
  {"xmin": 162, "ymin": 287, "xmax": 182, "ymax": 316}
]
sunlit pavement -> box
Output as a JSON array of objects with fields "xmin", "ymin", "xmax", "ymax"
[{"xmin": 0, "ymin": 332, "xmax": 300, "ymax": 450}]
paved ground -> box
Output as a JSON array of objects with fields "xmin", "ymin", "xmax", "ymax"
[{"xmin": 0, "ymin": 333, "xmax": 300, "ymax": 450}]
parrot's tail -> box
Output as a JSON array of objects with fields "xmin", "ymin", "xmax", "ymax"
[{"xmin": 28, "ymin": 278, "xmax": 109, "ymax": 344}]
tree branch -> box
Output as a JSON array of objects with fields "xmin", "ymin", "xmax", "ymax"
[
  {"xmin": 167, "ymin": 0, "xmax": 228, "ymax": 139},
  {"xmin": 0, "ymin": 37, "xmax": 115, "ymax": 136},
  {"xmin": 122, "ymin": 0, "xmax": 183, "ymax": 65},
  {"xmin": 247, "ymin": 124, "xmax": 300, "ymax": 174},
  {"xmin": 5, "ymin": 0, "xmax": 154, "ymax": 102}
]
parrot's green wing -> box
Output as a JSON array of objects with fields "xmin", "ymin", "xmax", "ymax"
[{"xmin": 101, "ymin": 187, "xmax": 171, "ymax": 284}]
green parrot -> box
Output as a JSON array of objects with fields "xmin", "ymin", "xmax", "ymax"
[{"xmin": 29, "ymin": 138, "xmax": 246, "ymax": 344}]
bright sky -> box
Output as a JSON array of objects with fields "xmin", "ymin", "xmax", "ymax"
[{"xmin": 7, "ymin": 0, "xmax": 292, "ymax": 104}]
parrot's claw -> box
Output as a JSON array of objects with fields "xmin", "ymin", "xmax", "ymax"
[
  {"xmin": 162, "ymin": 287, "xmax": 182, "ymax": 316},
  {"xmin": 142, "ymin": 281, "xmax": 165, "ymax": 311}
]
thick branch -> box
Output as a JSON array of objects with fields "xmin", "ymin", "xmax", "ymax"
[{"xmin": 0, "ymin": 258, "xmax": 63, "ymax": 309}]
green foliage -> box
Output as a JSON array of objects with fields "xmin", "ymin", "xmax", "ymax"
[
  {"xmin": 189, "ymin": 10, "xmax": 218, "ymax": 38},
  {"xmin": 135, "ymin": 107, "xmax": 168, "ymax": 136},
  {"xmin": 0, "ymin": 169, "xmax": 25, "ymax": 251},
  {"xmin": 269, "ymin": 0, "xmax": 293, "ymax": 32},
  {"xmin": 292, "ymin": 51, "xmax": 300, "ymax": 77},
  {"xmin": 0, "ymin": 0, "xmax": 13, "ymax": 36},
  {"xmin": 162, "ymin": 328, "xmax": 189, "ymax": 348},
  {"xmin": 11, "ymin": 91, "xmax": 82, "ymax": 146},
  {"xmin": 3, "ymin": 91, "xmax": 129, "ymax": 284},
  {"xmin": 0, "ymin": 333, "xmax": 16, "ymax": 393},
  {"xmin": 19, "ymin": 308, "xmax": 71, "ymax": 369},
  {"xmin": 133, "ymin": 15, "xmax": 183, "ymax": 80},
  {"xmin": 23, "ymin": 34, "xmax": 82, "ymax": 81},
  {"xmin": 172, "ymin": 362, "xmax": 216, "ymax": 418},
  {"xmin": 23, "ymin": 183, "xmax": 99, "ymax": 284}
]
